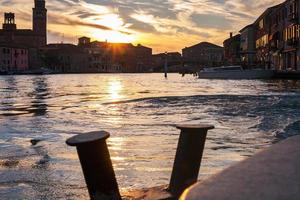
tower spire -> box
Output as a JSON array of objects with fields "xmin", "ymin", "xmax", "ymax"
[{"xmin": 33, "ymin": 0, "xmax": 47, "ymax": 46}]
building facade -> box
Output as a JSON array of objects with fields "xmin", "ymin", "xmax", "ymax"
[
  {"xmin": 0, "ymin": 0, "xmax": 47, "ymax": 48},
  {"xmin": 223, "ymin": 33, "xmax": 241, "ymax": 65},
  {"xmin": 261, "ymin": 0, "xmax": 300, "ymax": 70},
  {"xmin": 135, "ymin": 44, "xmax": 153, "ymax": 72},
  {"xmin": 0, "ymin": 46, "xmax": 29, "ymax": 72},
  {"xmin": 281, "ymin": 0, "xmax": 300, "ymax": 70},
  {"xmin": 152, "ymin": 52, "xmax": 182, "ymax": 69},
  {"xmin": 240, "ymin": 24, "xmax": 256, "ymax": 66},
  {"xmin": 224, "ymin": 0, "xmax": 300, "ymax": 71},
  {"xmin": 0, "ymin": 0, "xmax": 47, "ymax": 70},
  {"xmin": 41, "ymin": 44, "xmax": 88, "ymax": 73},
  {"xmin": 78, "ymin": 37, "xmax": 152, "ymax": 73},
  {"xmin": 182, "ymin": 42, "xmax": 224, "ymax": 67},
  {"xmin": 40, "ymin": 37, "xmax": 152, "ymax": 73},
  {"xmin": 253, "ymin": 6, "xmax": 277, "ymax": 69},
  {"xmin": 78, "ymin": 38, "xmax": 116, "ymax": 73}
]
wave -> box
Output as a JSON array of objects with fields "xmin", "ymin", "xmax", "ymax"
[
  {"xmin": 102, "ymin": 94, "xmax": 300, "ymax": 105},
  {"xmin": 274, "ymin": 120, "xmax": 300, "ymax": 139}
]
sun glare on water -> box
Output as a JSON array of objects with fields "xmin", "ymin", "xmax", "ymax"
[{"xmin": 107, "ymin": 79, "xmax": 123, "ymax": 101}]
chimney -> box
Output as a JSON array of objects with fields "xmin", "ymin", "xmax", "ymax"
[{"xmin": 230, "ymin": 32, "xmax": 233, "ymax": 38}]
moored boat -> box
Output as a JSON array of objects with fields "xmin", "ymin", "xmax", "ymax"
[{"xmin": 198, "ymin": 66, "xmax": 275, "ymax": 79}]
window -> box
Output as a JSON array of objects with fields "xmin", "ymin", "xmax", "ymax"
[
  {"xmin": 256, "ymin": 34, "xmax": 268, "ymax": 48},
  {"xmin": 259, "ymin": 19, "xmax": 264, "ymax": 29},
  {"xmin": 283, "ymin": 25, "xmax": 300, "ymax": 41}
]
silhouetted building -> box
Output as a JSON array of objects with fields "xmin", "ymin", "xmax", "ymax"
[
  {"xmin": 78, "ymin": 38, "xmax": 119, "ymax": 73},
  {"xmin": 182, "ymin": 42, "xmax": 224, "ymax": 67},
  {"xmin": 254, "ymin": 5, "xmax": 278, "ymax": 69},
  {"xmin": 78, "ymin": 37, "xmax": 152, "ymax": 73},
  {"xmin": 252, "ymin": 0, "xmax": 300, "ymax": 70},
  {"xmin": 281, "ymin": 0, "xmax": 300, "ymax": 70},
  {"xmin": 223, "ymin": 33, "xmax": 241, "ymax": 65},
  {"xmin": 0, "ymin": 46, "xmax": 29, "ymax": 72},
  {"xmin": 268, "ymin": 3, "xmax": 286, "ymax": 70},
  {"xmin": 240, "ymin": 24, "xmax": 256, "ymax": 66},
  {"xmin": 78, "ymin": 37, "xmax": 91, "ymax": 47},
  {"xmin": 0, "ymin": 0, "xmax": 47, "ymax": 48},
  {"xmin": 135, "ymin": 44, "xmax": 152, "ymax": 72},
  {"xmin": 152, "ymin": 52, "xmax": 182, "ymax": 71},
  {"xmin": 0, "ymin": 0, "xmax": 47, "ymax": 70},
  {"xmin": 41, "ymin": 43, "xmax": 88, "ymax": 73}
]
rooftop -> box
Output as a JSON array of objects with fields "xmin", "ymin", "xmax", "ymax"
[{"xmin": 183, "ymin": 42, "xmax": 223, "ymax": 50}]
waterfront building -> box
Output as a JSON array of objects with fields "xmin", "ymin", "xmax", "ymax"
[
  {"xmin": 0, "ymin": 0, "xmax": 47, "ymax": 69},
  {"xmin": 41, "ymin": 44, "xmax": 88, "ymax": 73},
  {"xmin": 78, "ymin": 37, "xmax": 152, "ymax": 73},
  {"xmin": 41, "ymin": 37, "xmax": 152, "ymax": 73},
  {"xmin": 223, "ymin": 33, "xmax": 241, "ymax": 65},
  {"xmin": 0, "ymin": 1, "xmax": 47, "ymax": 48},
  {"xmin": 281, "ymin": 0, "xmax": 300, "ymax": 70},
  {"xmin": 0, "ymin": 46, "xmax": 29, "ymax": 72},
  {"xmin": 253, "ymin": 5, "xmax": 278, "ymax": 69},
  {"xmin": 182, "ymin": 42, "xmax": 224, "ymax": 67},
  {"xmin": 239, "ymin": 24, "xmax": 256, "ymax": 66},
  {"xmin": 78, "ymin": 38, "xmax": 116, "ymax": 73},
  {"xmin": 255, "ymin": 0, "xmax": 300, "ymax": 70},
  {"xmin": 152, "ymin": 52, "xmax": 182, "ymax": 71},
  {"xmin": 135, "ymin": 44, "xmax": 153, "ymax": 72},
  {"xmin": 268, "ymin": 3, "xmax": 286, "ymax": 70},
  {"xmin": 238, "ymin": 0, "xmax": 300, "ymax": 71}
]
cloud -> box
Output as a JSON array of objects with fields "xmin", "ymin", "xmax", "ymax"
[{"xmin": 0, "ymin": 0, "xmax": 284, "ymax": 52}]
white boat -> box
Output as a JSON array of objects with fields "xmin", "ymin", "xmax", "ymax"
[{"xmin": 198, "ymin": 66, "xmax": 275, "ymax": 79}]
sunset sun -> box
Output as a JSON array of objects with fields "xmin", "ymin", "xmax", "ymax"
[
  {"xmin": 91, "ymin": 30, "xmax": 137, "ymax": 43},
  {"xmin": 88, "ymin": 13, "xmax": 137, "ymax": 43}
]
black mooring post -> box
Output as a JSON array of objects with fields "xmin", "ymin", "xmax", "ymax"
[
  {"xmin": 66, "ymin": 131, "xmax": 121, "ymax": 200},
  {"xmin": 169, "ymin": 124, "xmax": 214, "ymax": 197}
]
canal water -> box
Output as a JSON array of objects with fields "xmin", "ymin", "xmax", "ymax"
[{"xmin": 0, "ymin": 74, "xmax": 300, "ymax": 199}]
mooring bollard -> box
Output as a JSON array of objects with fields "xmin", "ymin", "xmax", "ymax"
[
  {"xmin": 66, "ymin": 131, "xmax": 121, "ymax": 200},
  {"xmin": 169, "ymin": 124, "xmax": 214, "ymax": 197}
]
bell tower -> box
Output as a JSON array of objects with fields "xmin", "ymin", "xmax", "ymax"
[
  {"xmin": 3, "ymin": 13, "xmax": 17, "ymax": 31},
  {"xmin": 33, "ymin": 0, "xmax": 47, "ymax": 46}
]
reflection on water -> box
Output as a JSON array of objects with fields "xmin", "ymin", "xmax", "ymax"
[
  {"xmin": 30, "ymin": 77, "xmax": 49, "ymax": 116},
  {"xmin": 108, "ymin": 79, "xmax": 123, "ymax": 101},
  {"xmin": 0, "ymin": 74, "xmax": 300, "ymax": 199}
]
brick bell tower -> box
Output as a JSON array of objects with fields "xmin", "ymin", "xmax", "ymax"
[{"xmin": 33, "ymin": 0, "xmax": 47, "ymax": 46}]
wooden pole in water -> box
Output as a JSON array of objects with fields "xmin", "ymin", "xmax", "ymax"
[
  {"xmin": 66, "ymin": 131, "xmax": 121, "ymax": 200},
  {"xmin": 169, "ymin": 124, "xmax": 214, "ymax": 197},
  {"xmin": 164, "ymin": 51, "xmax": 168, "ymax": 78}
]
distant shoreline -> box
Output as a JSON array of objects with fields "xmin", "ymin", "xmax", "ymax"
[
  {"xmin": 1, "ymin": 71, "xmax": 300, "ymax": 80},
  {"xmin": 0, "ymin": 72, "xmax": 182, "ymax": 76}
]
